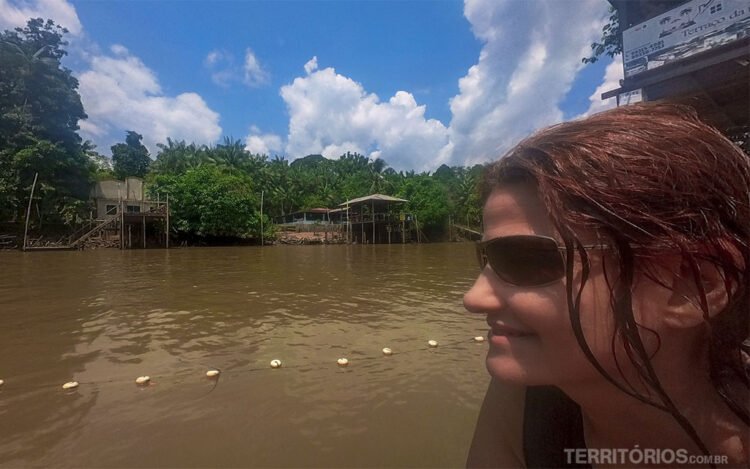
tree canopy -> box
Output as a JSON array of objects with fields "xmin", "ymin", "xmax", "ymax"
[
  {"xmin": 112, "ymin": 131, "xmax": 150, "ymax": 179},
  {"xmin": 0, "ymin": 18, "xmax": 92, "ymax": 224}
]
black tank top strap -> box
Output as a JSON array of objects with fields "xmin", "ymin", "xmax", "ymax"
[{"xmin": 523, "ymin": 386, "xmax": 590, "ymax": 469}]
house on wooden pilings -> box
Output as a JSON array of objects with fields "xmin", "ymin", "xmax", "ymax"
[
  {"xmin": 339, "ymin": 194, "xmax": 419, "ymax": 244},
  {"xmin": 86, "ymin": 177, "xmax": 169, "ymax": 249}
]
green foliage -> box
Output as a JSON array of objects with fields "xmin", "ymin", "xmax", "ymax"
[
  {"xmin": 112, "ymin": 131, "xmax": 150, "ymax": 179},
  {"xmin": 397, "ymin": 174, "xmax": 451, "ymax": 234},
  {"xmin": 149, "ymin": 165, "xmax": 273, "ymax": 240},
  {"xmin": 583, "ymin": 6, "xmax": 622, "ymax": 64},
  {"xmin": 0, "ymin": 18, "xmax": 92, "ymax": 224},
  {"xmin": 3, "ymin": 137, "xmax": 93, "ymax": 223},
  {"xmin": 146, "ymin": 141, "xmax": 484, "ymax": 242}
]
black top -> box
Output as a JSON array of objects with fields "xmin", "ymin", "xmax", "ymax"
[{"xmin": 523, "ymin": 386, "xmax": 590, "ymax": 469}]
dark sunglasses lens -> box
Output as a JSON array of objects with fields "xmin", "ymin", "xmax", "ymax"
[{"xmin": 484, "ymin": 237, "xmax": 564, "ymax": 286}]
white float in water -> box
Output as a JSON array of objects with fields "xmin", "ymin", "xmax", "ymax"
[
  {"xmin": 135, "ymin": 376, "xmax": 150, "ymax": 385},
  {"xmin": 474, "ymin": 336, "xmax": 485, "ymax": 342},
  {"xmin": 337, "ymin": 358, "xmax": 349, "ymax": 367},
  {"xmin": 382, "ymin": 348, "xmax": 393, "ymax": 356},
  {"xmin": 270, "ymin": 359, "xmax": 282, "ymax": 369},
  {"xmin": 0, "ymin": 379, "xmax": 4, "ymax": 387},
  {"xmin": 206, "ymin": 370, "xmax": 220, "ymax": 378},
  {"xmin": 428, "ymin": 340, "xmax": 438, "ymax": 347},
  {"xmin": 62, "ymin": 381, "xmax": 79, "ymax": 390}
]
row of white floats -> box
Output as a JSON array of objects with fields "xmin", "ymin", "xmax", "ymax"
[{"xmin": 0, "ymin": 337, "xmax": 486, "ymax": 391}]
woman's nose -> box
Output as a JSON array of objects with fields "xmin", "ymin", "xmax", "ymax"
[{"xmin": 463, "ymin": 268, "xmax": 503, "ymax": 315}]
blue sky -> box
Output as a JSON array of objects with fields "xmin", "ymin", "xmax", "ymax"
[{"xmin": 1, "ymin": 0, "xmax": 623, "ymax": 171}]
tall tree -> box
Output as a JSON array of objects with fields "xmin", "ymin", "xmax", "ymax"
[
  {"xmin": 0, "ymin": 18, "xmax": 92, "ymax": 223},
  {"xmin": 111, "ymin": 131, "xmax": 150, "ymax": 179}
]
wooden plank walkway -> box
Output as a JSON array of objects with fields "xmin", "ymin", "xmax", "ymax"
[{"xmin": 452, "ymin": 224, "xmax": 481, "ymax": 237}]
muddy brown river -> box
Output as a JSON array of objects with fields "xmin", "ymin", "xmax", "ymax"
[{"xmin": 0, "ymin": 243, "xmax": 491, "ymax": 467}]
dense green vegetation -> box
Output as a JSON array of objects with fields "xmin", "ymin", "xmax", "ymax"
[
  {"xmin": 0, "ymin": 18, "xmax": 483, "ymax": 244},
  {"xmin": 147, "ymin": 147, "xmax": 483, "ymax": 241},
  {"xmin": 0, "ymin": 19, "xmax": 93, "ymax": 226}
]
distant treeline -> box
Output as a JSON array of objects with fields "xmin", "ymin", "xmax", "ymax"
[{"xmin": 0, "ymin": 18, "xmax": 483, "ymax": 243}]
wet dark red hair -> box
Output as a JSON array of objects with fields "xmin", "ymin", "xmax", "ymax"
[{"xmin": 482, "ymin": 102, "xmax": 749, "ymax": 456}]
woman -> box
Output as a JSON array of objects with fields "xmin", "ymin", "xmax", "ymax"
[{"xmin": 463, "ymin": 103, "xmax": 749, "ymax": 468}]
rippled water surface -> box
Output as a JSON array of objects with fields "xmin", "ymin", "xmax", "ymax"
[{"xmin": 0, "ymin": 244, "xmax": 490, "ymax": 467}]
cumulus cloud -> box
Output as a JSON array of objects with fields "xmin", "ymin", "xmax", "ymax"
[
  {"xmin": 245, "ymin": 126, "xmax": 283, "ymax": 155},
  {"xmin": 78, "ymin": 46, "xmax": 222, "ymax": 154},
  {"xmin": 0, "ymin": 0, "xmax": 82, "ymax": 34},
  {"xmin": 278, "ymin": 66, "xmax": 450, "ymax": 171},
  {"xmin": 203, "ymin": 47, "xmax": 269, "ymax": 88},
  {"xmin": 447, "ymin": 0, "xmax": 609, "ymax": 166},
  {"xmin": 579, "ymin": 55, "xmax": 623, "ymax": 118},
  {"xmin": 271, "ymin": 1, "xmax": 611, "ymax": 171}
]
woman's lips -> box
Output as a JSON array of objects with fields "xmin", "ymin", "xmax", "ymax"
[{"xmin": 488, "ymin": 323, "xmax": 534, "ymax": 337}]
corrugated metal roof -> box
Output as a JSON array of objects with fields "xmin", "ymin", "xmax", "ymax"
[{"xmin": 339, "ymin": 194, "xmax": 408, "ymax": 206}]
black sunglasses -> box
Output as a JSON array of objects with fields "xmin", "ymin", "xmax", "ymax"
[{"xmin": 476, "ymin": 235, "xmax": 607, "ymax": 287}]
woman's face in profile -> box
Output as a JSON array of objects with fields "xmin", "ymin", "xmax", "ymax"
[{"xmin": 464, "ymin": 184, "xmax": 660, "ymax": 387}]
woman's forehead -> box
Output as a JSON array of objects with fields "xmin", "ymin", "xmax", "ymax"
[{"xmin": 482, "ymin": 185, "xmax": 556, "ymax": 237}]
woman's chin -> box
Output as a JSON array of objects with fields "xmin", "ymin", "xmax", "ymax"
[{"xmin": 485, "ymin": 355, "xmax": 548, "ymax": 386}]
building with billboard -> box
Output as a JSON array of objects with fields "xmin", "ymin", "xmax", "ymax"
[{"xmin": 603, "ymin": 0, "xmax": 749, "ymax": 147}]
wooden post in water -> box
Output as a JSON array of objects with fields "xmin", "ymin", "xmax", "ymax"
[
  {"xmin": 142, "ymin": 215, "xmax": 146, "ymax": 249},
  {"xmin": 166, "ymin": 194, "xmax": 170, "ymax": 249},
  {"xmin": 260, "ymin": 190, "xmax": 264, "ymax": 247},
  {"xmin": 120, "ymin": 200, "xmax": 124, "ymax": 250},
  {"xmin": 371, "ymin": 200, "xmax": 375, "ymax": 244},
  {"xmin": 22, "ymin": 172, "xmax": 38, "ymax": 251}
]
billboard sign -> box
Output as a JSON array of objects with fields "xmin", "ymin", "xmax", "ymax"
[
  {"xmin": 623, "ymin": 0, "xmax": 750, "ymax": 78},
  {"xmin": 618, "ymin": 88, "xmax": 644, "ymax": 106}
]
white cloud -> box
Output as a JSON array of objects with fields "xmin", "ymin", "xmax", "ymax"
[
  {"xmin": 110, "ymin": 43, "xmax": 128, "ymax": 56},
  {"xmin": 204, "ymin": 49, "xmax": 223, "ymax": 67},
  {"xmin": 446, "ymin": 0, "xmax": 609, "ymax": 166},
  {"xmin": 203, "ymin": 47, "xmax": 269, "ymax": 88},
  {"xmin": 270, "ymin": 0, "xmax": 612, "ymax": 171},
  {"xmin": 578, "ymin": 55, "xmax": 623, "ymax": 118},
  {"xmin": 304, "ymin": 56, "xmax": 318, "ymax": 75},
  {"xmin": 244, "ymin": 126, "xmax": 283, "ymax": 155},
  {"xmin": 203, "ymin": 49, "xmax": 234, "ymax": 87},
  {"xmin": 243, "ymin": 48, "xmax": 269, "ymax": 87},
  {"xmin": 0, "ymin": 0, "xmax": 82, "ymax": 35},
  {"xmin": 278, "ymin": 67, "xmax": 450, "ymax": 171},
  {"xmin": 77, "ymin": 48, "xmax": 222, "ymax": 154}
]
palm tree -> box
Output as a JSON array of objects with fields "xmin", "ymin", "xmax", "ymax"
[
  {"xmin": 368, "ymin": 157, "xmax": 391, "ymax": 193},
  {"xmin": 214, "ymin": 137, "xmax": 247, "ymax": 169}
]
